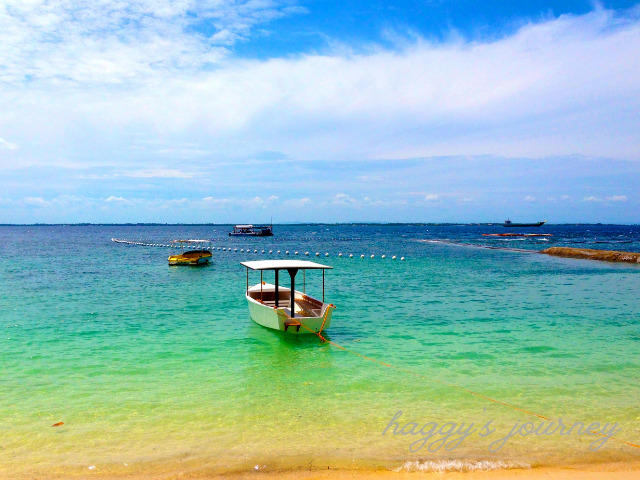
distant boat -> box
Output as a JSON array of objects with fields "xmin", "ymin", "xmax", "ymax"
[
  {"xmin": 168, "ymin": 240, "xmax": 212, "ymax": 266},
  {"xmin": 503, "ymin": 220, "xmax": 546, "ymax": 227},
  {"xmin": 229, "ymin": 224, "xmax": 273, "ymax": 236},
  {"xmin": 241, "ymin": 260, "xmax": 336, "ymax": 334},
  {"xmin": 483, "ymin": 233, "xmax": 552, "ymax": 237}
]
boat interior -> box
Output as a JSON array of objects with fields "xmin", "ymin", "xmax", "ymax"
[
  {"xmin": 247, "ymin": 285, "xmax": 325, "ymax": 318},
  {"xmin": 180, "ymin": 249, "xmax": 212, "ymax": 257}
]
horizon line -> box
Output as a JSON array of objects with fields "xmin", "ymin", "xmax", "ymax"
[{"xmin": 1, "ymin": 222, "xmax": 638, "ymax": 227}]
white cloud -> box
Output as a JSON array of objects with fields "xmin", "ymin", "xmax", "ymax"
[
  {"xmin": 79, "ymin": 169, "xmax": 197, "ymax": 179},
  {"xmin": 121, "ymin": 169, "xmax": 196, "ymax": 179},
  {"xmin": 1, "ymin": 7, "xmax": 639, "ymax": 172},
  {"xmin": 0, "ymin": 138, "xmax": 18, "ymax": 150},
  {"xmin": 0, "ymin": 0, "xmax": 301, "ymax": 84},
  {"xmin": 584, "ymin": 195, "xmax": 629, "ymax": 203},
  {"xmin": 424, "ymin": 194, "xmax": 439, "ymax": 201},
  {"xmin": 202, "ymin": 197, "xmax": 232, "ymax": 206},
  {"xmin": 524, "ymin": 195, "xmax": 536, "ymax": 202},
  {"xmin": 105, "ymin": 196, "xmax": 133, "ymax": 205},
  {"xmin": 332, "ymin": 193, "xmax": 357, "ymax": 205},
  {"xmin": 282, "ymin": 197, "xmax": 312, "ymax": 208},
  {"xmin": 22, "ymin": 196, "xmax": 49, "ymax": 207}
]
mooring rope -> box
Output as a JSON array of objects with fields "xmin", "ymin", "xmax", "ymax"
[{"xmin": 274, "ymin": 306, "xmax": 640, "ymax": 451}]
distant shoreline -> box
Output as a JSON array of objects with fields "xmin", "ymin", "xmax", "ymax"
[{"xmin": 0, "ymin": 223, "xmax": 638, "ymax": 227}]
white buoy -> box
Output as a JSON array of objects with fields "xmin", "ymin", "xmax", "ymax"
[
  {"xmin": 234, "ymin": 248, "xmax": 237, "ymax": 252},
  {"xmin": 392, "ymin": 256, "xmax": 397, "ymax": 260},
  {"xmin": 285, "ymin": 251, "xmax": 289, "ymax": 255},
  {"xmin": 295, "ymin": 251, "xmax": 299, "ymax": 255},
  {"xmin": 254, "ymin": 249, "xmax": 257, "ymax": 253},
  {"xmin": 240, "ymin": 249, "xmax": 244, "ymax": 252},
  {"xmin": 277, "ymin": 250, "xmax": 281, "ymax": 254},
  {"xmin": 361, "ymin": 254, "xmax": 365, "ymax": 258},
  {"xmin": 401, "ymin": 257, "xmax": 405, "ymax": 261},
  {"xmin": 371, "ymin": 254, "xmax": 375, "ymax": 259},
  {"xmin": 269, "ymin": 250, "xmax": 273, "ymax": 254},
  {"xmin": 305, "ymin": 252, "xmax": 309, "ymax": 256},
  {"xmin": 316, "ymin": 252, "xmax": 320, "ymax": 256},
  {"xmin": 325, "ymin": 253, "xmax": 329, "ymax": 257},
  {"xmin": 338, "ymin": 253, "xmax": 342, "ymax": 257},
  {"xmin": 349, "ymin": 254, "xmax": 353, "ymax": 258},
  {"xmin": 382, "ymin": 255, "xmax": 386, "ymax": 259},
  {"xmin": 262, "ymin": 250, "xmax": 265, "ymax": 253}
]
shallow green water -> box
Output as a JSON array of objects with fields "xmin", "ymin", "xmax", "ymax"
[{"xmin": 1, "ymin": 225, "xmax": 639, "ymax": 475}]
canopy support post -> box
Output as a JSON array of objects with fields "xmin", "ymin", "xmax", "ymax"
[
  {"xmin": 260, "ymin": 271, "xmax": 263, "ymax": 301},
  {"xmin": 246, "ymin": 268, "xmax": 248, "ymax": 295},
  {"xmin": 322, "ymin": 269, "xmax": 325, "ymax": 303},
  {"xmin": 303, "ymin": 269, "xmax": 306, "ymax": 294},
  {"xmin": 275, "ymin": 270, "xmax": 279, "ymax": 308},
  {"xmin": 287, "ymin": 268, "xmax": 298, "ymax": 318}
]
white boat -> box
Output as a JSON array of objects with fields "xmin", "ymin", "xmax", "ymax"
[
  {"xmin": 229, "ymin": 224, "xmax": 273, "ymax": 236},
  {"xmin": 241, "ymin": 260, "xmax": 335, "ymax": 334}
]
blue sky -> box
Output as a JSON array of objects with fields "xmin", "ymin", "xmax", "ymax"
[{"xmin": 1, "ymin": 1, "xmax": 639, "ymax": 223}]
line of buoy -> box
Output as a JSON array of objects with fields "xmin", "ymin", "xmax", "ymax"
[{"xmin": 111, "ymin": 239, "xmax": 405, "ymax": 260}]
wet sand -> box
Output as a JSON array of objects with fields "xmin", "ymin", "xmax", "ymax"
[{"xmin": 13, "ymin": 460, "xmax": 640, "ymax": 480}]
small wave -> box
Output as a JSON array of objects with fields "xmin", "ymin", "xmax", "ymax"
[{"xmin": 394, "ymin": 459, "xmax": 530, "ymax": 473}]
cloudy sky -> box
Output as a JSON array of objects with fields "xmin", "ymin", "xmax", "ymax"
[{"xmin": 0, "ymin": 0, "xmax": 639, "ymax": 223}]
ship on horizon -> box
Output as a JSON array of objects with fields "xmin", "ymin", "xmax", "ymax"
[
  {"xmin": 229, "ymin": 224, "xmax": 274, "ymax": 236},
  {"xmin": 503, "ymin": 219, "xmax": 546, "ymax": 227}
]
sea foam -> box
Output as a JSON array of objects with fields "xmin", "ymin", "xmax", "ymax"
[{"xmin": 394, "ymin": 459, "xmax": 530, "ymax": 473}]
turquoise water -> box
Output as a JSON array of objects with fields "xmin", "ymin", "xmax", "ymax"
[{"xmin": 1, "ymin": 225, "xmax": 639, "ymax": 476}]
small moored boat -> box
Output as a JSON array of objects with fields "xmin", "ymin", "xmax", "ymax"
[
  {"xmin": 241, "ymin": 260, "xmax": 335, "ymax": 334},
  {"xmin": 168, "ymin": 240, "xmax": 212, "ymax": 266}
]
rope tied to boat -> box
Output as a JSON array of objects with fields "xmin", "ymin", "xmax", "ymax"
[
  {"xmin": 274, "ymin": 308, "xmax": 640, "ymax": 451},
  {"xmin": 274, "ymin": 303, "xmax": 336, "ymax": 340}
]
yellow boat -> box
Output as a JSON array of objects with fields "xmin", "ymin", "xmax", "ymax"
[{"xmin": 168, "ymin": 240, "xmax": 212, "ymax": 266}]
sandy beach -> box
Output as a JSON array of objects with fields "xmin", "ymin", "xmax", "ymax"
[{"xmin": 16, "ymin": 461, "xmax": 640, "ymax": 480}]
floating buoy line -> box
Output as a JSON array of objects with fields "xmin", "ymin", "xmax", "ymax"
[{"xmin": 111, "ymin": 238, "xmax": 405, "ymax": 260}]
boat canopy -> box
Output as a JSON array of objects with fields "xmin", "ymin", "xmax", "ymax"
[{"xmin": 241, "ymin": 260, "xmax": 332, "ymax": 271}]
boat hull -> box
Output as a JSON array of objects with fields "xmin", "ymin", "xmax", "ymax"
[
  {"xmin": 246, "ymin": 291, "xmax": 333, "ymax": 334},
  {"xmin": 168, "ymin": 257, "xmax": 210, "ymax": 266},
  {"xmin": 228, "ymin": 233, "xmax": 273, "ymax": 236},
  {"xmin": 502, "ymin": 221, "xmax": 546, "ymax": 227},
  {"xmin": 168, "ymin": 250, "xmax": 212, "ymax": 266}
]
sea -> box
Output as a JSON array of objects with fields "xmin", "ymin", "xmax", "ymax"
[{"xmin": 1, "ymin": 224, "xmax": 639, "ymax": 477}]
